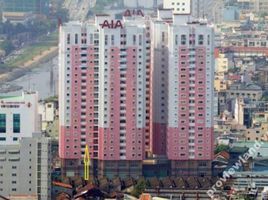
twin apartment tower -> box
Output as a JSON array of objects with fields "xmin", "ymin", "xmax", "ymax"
[{"xmin": 59, "ymin": 8, "xmax": 215, "ymax": 178}]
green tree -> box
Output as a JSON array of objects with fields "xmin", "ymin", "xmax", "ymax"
[
  {"xmin": 131, "ymin": 179, "xmax": 147, "ymax": 198},
  {"xmin": 215, "ymin": 144, "xmax": 230, "ymax": 154},
  {"xmin": 0, "ymin": 40, "xmax": 15, "ymax": 55}
]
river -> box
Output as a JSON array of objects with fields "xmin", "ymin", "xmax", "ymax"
[{"xmin": 1, "ymin": 57, "xmax": 58, "ymax": 100}]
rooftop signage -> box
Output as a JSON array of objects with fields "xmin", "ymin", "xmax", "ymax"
[
  {"xmin": 124, "ymin": 9, "xmax": 144, "ymax": 17},
  {"xmin": 100, "ymin": 20, "xmax": 123, "ymax": 29}
]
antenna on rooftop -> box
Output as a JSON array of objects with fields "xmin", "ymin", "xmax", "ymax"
[{"xmin": 27, "ymin": 73, "xmax": 31, "ymax": 92}]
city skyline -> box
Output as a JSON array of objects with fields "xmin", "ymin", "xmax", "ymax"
[{"xmin": 1, "ymin": 0, "xmax": 268, "ymax": 199}]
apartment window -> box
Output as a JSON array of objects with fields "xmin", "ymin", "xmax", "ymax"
[
  {"xmin": 90, "ymin": 33, "xmax": 93, "ymax": 44},
  {"xmin": 139, "ymin": 35, "xmax": 142, "ymax": 46},
  {"xmin": 181, "ymin": 34, "xmax": 186, "ymax": 45},
  {"xmin": 111, "ymin": 35, "xmax": 114, "ymax": 45},
  {"xmin": 161, "ymin": 32, "xmax": 165, "ymax": 42},
  {"xmin": 198, "ymin": 34, "xmax": 204, "ymax": 45},
  {"xmin": 13, "ymin": 114, "xmax": 20, "ymax": 133},
  {"xmin": 133, "ymin": 35, "xmax": 136, "ymax": 45},
  {"xmin": 105, "ymin": 35, "xmax": 108, "ymax": 45},
  {"xmin": 75, "ymin": 34, "xmax": 78, "ymax": 44},
  {"xmin": 67, "ymin": 34, "xmax": 70, "ymax": 44},
  {"xmin": 0, "ymin": 114, "xmax": 6, "ymax": 133}
]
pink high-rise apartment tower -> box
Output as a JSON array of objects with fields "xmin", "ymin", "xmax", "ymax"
[
  {"xmin": 59, "ymin": 15, "xmax": 150, "ymax": 178},
  {"xmin": 59, "ymin": 2, "xmax": 215, "ymax": 178},
  {"xmin": 151, "ymin": 2, "xmax": 215, "ymax": 176}
]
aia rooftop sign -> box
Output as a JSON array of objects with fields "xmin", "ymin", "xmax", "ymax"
[
  {"xmin": 100, "ymin": 20, "xmax": 123, "ymax": 29},
  {"xmin": 124, "ymin": 9, "xmax": 144, "ymax": 17}
]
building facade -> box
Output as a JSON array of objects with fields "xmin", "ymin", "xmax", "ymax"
[
  {"xmin": 0, "ymin": 134, "xmax": 51, "ymax": 200},
  {"xmin": 249, "ymin": 0, "xmax": 268, "ymax": 13},
  {"xmin": 39, "ymin": 100, "xmax": 57, "ymax": 131},
  {"xmin": 163, "ymin": 0, "xmax": 191, "ymax": 14},
  {"xmin": 162, "ymin": 0, "xmax": 217, "ymax": 22},
  {"xmin": 149, "ymin": 2, "xmax": 215, "ymax": 176},
  {"xmin": 59, "ymin": 0, "xmax": 215, "ymax": 178},
  {"xmin": 167, "ymin": 18, "xmax": 214, "ymax": 176},
  {"xmin": 123, "ymin": 0, "xmax": 163, "ymax": 9},
  {"xmin": 0, "ymin": 92, "xmax": 51, "ymax": 200},
  {"xmin": 59, "ymin": 16, "xmax": 150, "ymax": 178},
  {"xmin": 0, "ymin": 91, "xmax": 39, "ymax": 145}
]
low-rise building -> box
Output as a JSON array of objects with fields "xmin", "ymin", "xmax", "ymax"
[
  {"xmin": 215, "ymin": 53, "xmax": 229, "ymax": 74},
  {"xmin": 2, "ymin": 12, "xmax": 34, "ymax": 25},
  {"xmin": 38, "ymin": 100, "xmax": 58, "ymax": 131},
  {"xmin": 242, "ymin": 127, "xmax": 268, "ymax": 141},
  {"xmin": 0, "ymin": 133, "xmax": 52, "ymax": 200},
  {"xmin": 0, "ymin": 91, "xmax": 40, "ymax": 145},
  {"xmin": 226, "ymin": 82, "xmax": 263, "ymax": 102},
  {"xmin": 214, "ymin": 79, "xmax": 228, "ymax": 92},
  {"xmin": 0, "ymin": 91, "xmax": 51, "ymax": 199},
  {"xmin": 234, "ymin": 98, "xmax": 268, "ymax": 128}
]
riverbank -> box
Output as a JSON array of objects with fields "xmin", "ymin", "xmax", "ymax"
[
  {"xmin": 0, "ymin": 56, "xmax": 58, "ymax": 99},
  {"xmin": 0, "ymin": 47, "xmax": 58, "ymax": 84}
]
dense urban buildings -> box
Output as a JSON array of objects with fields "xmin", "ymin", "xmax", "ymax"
[
  {"xmin": 2, "ymin": 0, "xmax": 268, "ymax": 199},
  {"xmin": 0, "ymin": 92, "xmax": 51, "ymax": 200}
]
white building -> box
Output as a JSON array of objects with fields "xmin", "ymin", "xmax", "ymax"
[
  {"xmin": 0, "ymin": 91, "xmax": 40, "ymax": 145},
  {"xmin": 163, "ymin": 0, "xmax": 191, "ymax": 14},
  {"xmin": 38, "ymin": 101, "xmax": 57, "ymax": 131},
  {"xmin": 0, "ymin": 91, "xmax": 51, "ymax": 199},
  {"xmin": 163, "ymin": 0, "xmax": 223, "ymax": 23},
  {"xmin": 0, "ymin": 133, "xmax": 51, "ymax": 200},
  {"xmin": 123, "ymin": 0, "xmax": 163, "ymax": 9}
]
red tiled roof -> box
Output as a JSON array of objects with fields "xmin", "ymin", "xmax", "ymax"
[
  {"xmin": 52, "ymin": 181, "xmax": 72, "ymax": 189},
  {"xmin": 215, "ymin": 151, "xmax": 230, "ymax": 160},
  {"xmin": 140, "ymin": 193, "xmax": 151, "ymax": 200}
]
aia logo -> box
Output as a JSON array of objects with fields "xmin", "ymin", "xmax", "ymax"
[
  {"xmin": 124, "ymin": 9, "xmax": 144, "ymax": 17},
  {"xmin": 100, "ymin": 20, "xmax": 123, "ymax": 29}
]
